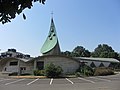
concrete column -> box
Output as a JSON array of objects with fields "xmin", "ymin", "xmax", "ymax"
[
  {"xmin": 17, "ymin": 59, "xmax": 20, "ymax": 75},
  {"xmin": 34, "ymin": 60, "xmax": 37, "ymax": 70}
]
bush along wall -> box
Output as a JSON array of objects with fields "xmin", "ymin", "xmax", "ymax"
[
  {"xmin": 33, "ymin": 70, "xmax": 45, "ymax": 76},
  {"xmin": 76, "ymin": 64, "xmax": 94, "ymax": 77},
  {"xmin": 44, "ymin": 63, "xmax": 63, "ymax": 78},
  {"xmin": 33, "ymin": 63, "xmax": 63, "ymax": 78},
  {"xmin": 94, "ymin": 67, "xmax": 114, "ymax": 76}
]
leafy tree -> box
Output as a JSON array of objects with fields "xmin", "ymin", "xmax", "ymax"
[
  {"xmin": 100, "ymin": 52, "xmax": 108, "ymax": 58},
  {"xmin": 45, "ymin": 63, "xmax": 63, "ymax": 78},
  {"xmin": 118, "ymin": 53, "xmax": 120, "ymax": 61},
  {"xmin": 61, "ymin": 46, "xmax": 91, "ymax": 57},
  {"xmin": 0, "ymin": 0, "xmax": 46, "ymax": 24},
  {"xmin": 72, "ymin": 46, "xmax": 91, "ymax": 57},
  {"xmin": 91, "ymin": 44, "xmax": 118, "ymax": 59},
  {"xmin": 61, "ymin": 51, "xmax": 72, "ymax": 57},
  {"xmin": 108, "ymin": 52, "xmax": 119, "ymax": 58}
]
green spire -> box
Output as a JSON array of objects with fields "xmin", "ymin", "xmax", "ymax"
[{"xmin": 41, "ymin": 18, "xmax": 60, "ymax": 55}]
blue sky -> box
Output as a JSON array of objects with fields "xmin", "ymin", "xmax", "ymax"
[{"xmin": 0, "ymin": 0, "xmax": 120, "ymax": 56}]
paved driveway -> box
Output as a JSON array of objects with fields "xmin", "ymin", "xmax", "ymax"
[{"xmin": 0, "ymin": 74, "xmax": 120, "ymax": 90}]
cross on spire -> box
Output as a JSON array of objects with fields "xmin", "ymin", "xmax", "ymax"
[{"xmin": 51, "ymin": 11, "xmax": 53, "ymax": 18}]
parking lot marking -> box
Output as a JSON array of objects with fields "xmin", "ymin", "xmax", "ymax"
[
  {"xmin": 65, "ymin": 78, "xmax": 74, "ymax": 84},
  {"xmin": 0, "ymin": 79, "xmax": 12, "ymax": 82},
  {"xmin": 5, "ymin": 79, "xmax": 25, "ymax": 85},
  {"xmin": 90, "ymin": 77, "xmax": 111, "ymax": 82},
  {"xmin": 78, "ymin": 77, "xmax": 95, "ymax": 83},
  {"xmin": 27, "ymin": 78, "xmax": 39, "ymax": 85},
  {"xmin": 50, "ymin": 78, "xmax": 53, "ymax": 85}
]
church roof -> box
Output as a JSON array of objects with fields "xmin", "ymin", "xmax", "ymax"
[
  {"xmin": 74, "ymin": 57, "xmax": 119, "ymax": 63},
  {"xmin": 41, "ymin": 18, "xmax": 58, "ymax": 54}
]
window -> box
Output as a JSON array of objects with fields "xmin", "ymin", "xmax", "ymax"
[
  {"xmin": 99, "ymin": 62, "xmax": 104, "ymax": 67},
  {"xmin": 4, "ymin": 67, "xmax": 6, "ymax": 71},
  {"xmin": 20, "ymin": 67, "xmax": 26, "ymax": 70},
  {"xmin": 37, "ymin": 61, "xmax": 44, "ymax": 70},
  {"xmin": 10, "ymin": 61, "xmax": 18, "ymax": 66},
  {"xmin": 90, "ymin": 62, "xmax": 96, "ymax": 68}
]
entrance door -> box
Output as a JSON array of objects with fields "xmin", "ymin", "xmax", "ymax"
[{"xmin": 37, "ymin": 61, "xmax": 44, "ymax": 70}]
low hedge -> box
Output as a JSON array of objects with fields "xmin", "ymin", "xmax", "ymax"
[
  {"xmin": 33, "ymin": 70, "xmax": 45, "ymax": 76},
  {"xmin": 94, "ymin": 67, "xmax": 114, "ymax": 76}
]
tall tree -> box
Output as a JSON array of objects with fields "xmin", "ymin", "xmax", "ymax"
[
  {"xmin": 0, "ymin": 0, "xmax": 46, "ymax": 24},
  {"xmin": 91, "ymin": 44, "xmax": 118, "ymax": 59},
  {"xmin": 61, "ymin": 51, "xmax": 72, "ymax": 57},
  {"xmin": 72, "ymin": 46, "xmax": 91, "ymax": 57}
]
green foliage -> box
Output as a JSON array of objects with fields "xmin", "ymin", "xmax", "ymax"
[
  {"xmin": 61, "ymin": 46, "xmax": 91, "ymax": 57},
  {"xmin": 118, "ymin": 54, "xmax": 120, "ymax": 61},
  {"xmin": 61, "ymin": 51, "xmax": 72, "ymax": 57},
  {"xmin": 76, "ymin": 64, "xmax": 94, "ymax": 77},
  {"xmin": 91, "ymin": 44, "xmax": 119, "ymax": 59},
  {"xmin": 33, "ymin": 70, "xmax": 45, "ymax": 76},
  {"xmin": 0, "ymin": 0, "xmax": 46, "ymax": 24},
  {"xmin": 72, "ymin": 46, "xmax": 91, "ymax": 57},
  {"xmin": 44, "ymin": 63, "xmax": 63, "ymax": 78},
  {"xmin": 61, "ymin": 44, "xmax": 119, "ymax": 59},
  {"xmin": 94, "ymin": 67, "xmax": 114, "ymax": 76}
]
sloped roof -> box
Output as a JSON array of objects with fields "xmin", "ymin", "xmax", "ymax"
[
  {"xmin": 74, "ymin": 57, "xmax": 119, "ymax": 63},
  {"xmin": 41, "ymin": 18, "xmax": 58, "ymax": 54},
  {"xmin": 33, "ymin": 55, "xmax": 80, "ymax": 63},
  {"xmin": 0, "ymin": 57, "xmax": 33, "ymax": 63}
]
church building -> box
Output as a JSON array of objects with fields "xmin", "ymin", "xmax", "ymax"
[
  {"xmin": 0, "ymin": 17, "xmax": 119, "ymax": 76},
  {"xmin": 33, "ymin": 18, "xmax": 80, "ymax": 74}
]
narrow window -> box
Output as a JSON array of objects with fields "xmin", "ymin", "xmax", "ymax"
[
  {"xmin": 99, "ymin": 62, "xmax": 104, "ymax": 67},
  {"xmin": 10, "ymin": 61, "xmax": 18, "ymax": 66},
  {"xmin": 90, "ymin": 62, "xmax": 96, "ymax": 68},
  {"xmin": 4, "ymin": 67, "xmax": 6, "ymax": 71}
]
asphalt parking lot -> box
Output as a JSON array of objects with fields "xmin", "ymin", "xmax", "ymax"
[{"xmin": 0, "ymin": 73, "xmax": 120, "ymax": 90}]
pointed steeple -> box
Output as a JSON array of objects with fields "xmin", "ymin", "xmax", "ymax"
[{"xmin": 41, "ymin": 18, "xmax": 61, "ymax": 55}]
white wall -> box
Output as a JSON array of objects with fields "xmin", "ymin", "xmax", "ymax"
[
  {"xmin": 1, "ymin": 59, "xmax": 34, "ymax": 74},
  {"xmin": 37, "ymin": 56, "xmax": 79, "ymax": 74},
  {"xmin": 2, "ymin": 59, "xmax": 18, "ymax": 73},
  {"xmin": 80, "ymin": 60, "xmax": 110, "ymax": 67}
]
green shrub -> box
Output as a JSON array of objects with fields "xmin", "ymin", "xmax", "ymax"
[
  {"xmin": 76, "ymin": 65, "xmax": 94, "ymax": 76},
  {"xmin": 33, "ymin": 70, "xmax": 45, "ymax": 76},
  {"xmin": 44, "ymin": 63, "xmax": 63, "ymax": 78},
  {"xmin": 94, "ymin": 67, "xmax": 114, "ymax": 76}
]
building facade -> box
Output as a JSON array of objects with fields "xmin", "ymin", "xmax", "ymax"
[
  {"xmin": 0, "ymin": 18, "xmax": 119, "ymax": 76},
  {"xmin": 0, "ymin": 49, "xmax": 33, "ymax": 75}
]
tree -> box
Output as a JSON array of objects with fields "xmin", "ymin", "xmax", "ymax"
[
  {"xmin": 61, "ymin": 46, "xmax": 91, "ymax": 57},
  {"xmin": 91, "ymin": 44, "xmax": 119, "ymax": 59},
  {"xmin": 72, "ymin": 46, "xmax": 91, "ymax": 57},
  {"xmin": 0, "ymin": 0, "xmax": 46, "ymax": 24},
  {"xmin": 118, "ymin": 53, "xmax": 120, "ymax": 61},
  {"xmin": 61, "ymin": 51, "xmax": 72, "ymax": 57}
]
